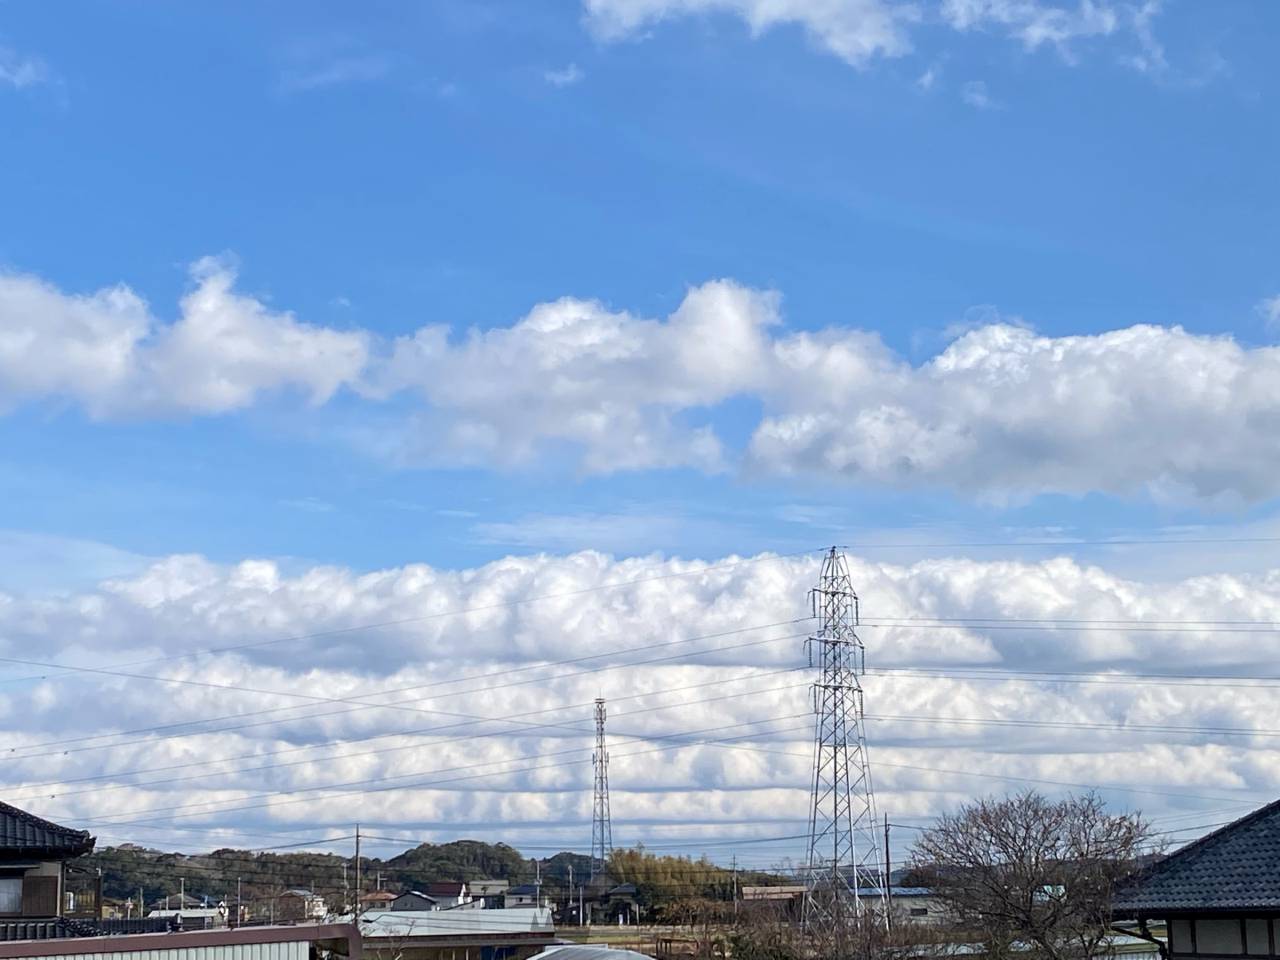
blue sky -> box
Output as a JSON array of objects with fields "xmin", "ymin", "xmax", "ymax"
[
  {"xmin": 3, "ymin": 0, "xmax": 1279, "ymax": 576},
  {"xmin": 6, "ymin": 1, "xmax": 1280, "ymax": 857}
]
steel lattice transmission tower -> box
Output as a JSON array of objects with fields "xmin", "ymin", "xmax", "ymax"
[
  {"xmin": 803, "ymin": 547, "xmax": 887, "ymax": 955},
  {"xmin": 590, "ymin": 697, "xmax": 613, "ymax": 881}
]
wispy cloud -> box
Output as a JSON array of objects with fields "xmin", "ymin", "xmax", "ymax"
[
  {"xmin": 280, "ymin": 496, "xmax": 335, "ymax": 513},
  {"xmin": 916, "ymin": 65, "xmax": 939, "ymax": 92},
  {"xmin": 0, "ymin": 47, "xmax": 51, "ymax": 90},
  {"xmin": 276, "ymin": 45, "xmax": 393, "ymax": 95},
  {"xmin": 544, "ymin": 63, "xmax": 584, "ymax": 87},
  {"xmin": 961, "ymin": 79, "xmax": 999, "ymax": 110},
  {"xmin": 1259, "ymin": 295, "xmax": 1280, "ymax": 333}
]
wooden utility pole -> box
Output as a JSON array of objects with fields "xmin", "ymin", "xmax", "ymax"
[{"xmin": 354, "ymin": 825, "xmax": 362, "ymax": 918}]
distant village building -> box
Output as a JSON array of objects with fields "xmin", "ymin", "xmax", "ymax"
[
  {"xmin": 276, "ymin": 888, "xmax": 326, "ymax": 921},
  {"xmin": 507, "ymin": 884, "xmax": 541, "ymax": 908},
  {"xmin": 1114, "ymin": 799, "xmax": 1280, "ymax": 960},
  {"xmin": 470, "ymin": 879, "xmax": 510, "ymax": 909},
  {"xmin": 390, "ymin": 891, "xmax": 439, "ymax": 912},
  {"xmin": 424, "ymin": 882, "xmax": 468, "ymax": 908},
  {"xmin": 360, "ymin": 890, "xmax": 398, "ymax": 910}
]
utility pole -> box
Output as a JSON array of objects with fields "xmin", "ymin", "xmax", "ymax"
[
  {"xmin": 803, "ymin": 547, "xmax": 887, "ymax": 956},
  {"xmin": 590, "ymin": 698, "xmax": 613, "ymax": 883},
  {"xmin": 732, "ymin": 855, "xmax": 739, "ymax": 920},
  {"xmin": 354, "ymin": 826, "xmax": 362, "ymax": 919},
  {"xmin": 884, "ymin": 816, "xmax": 892, "ymax": 931},
  {"xmin": 237, "ymin": 877, "xmax": 242, "ymax": 928}
]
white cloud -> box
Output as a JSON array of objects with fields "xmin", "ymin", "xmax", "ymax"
[
  {"xmin": 916, "ymin": 63, "xmax": 940, "ymax": 90},
  {"xmin": 0, "ymin": 47, "xmax": 50, "ymax": 90},
  {"xmin": 11, "ymin": 260, "xmax": 1280, "ymax": 502},
  {"xmin": 582, "ymin": 0, "xmax": 1154, "ymax": 69},
  {"xmin": 276, "ymin": 49, "xmax": 393, "ymax": 94},
  {"xmin": 372, "ymin": 279, "xmax": 776, "ymax": 472},
  {"xmin": 746, "ymin": 321, "xmax": 1280, "ymax": 503},
  {"xmin": 544, "ymin": 63, "xmax": 585, "ymax": 87},
  {"xmin": 0, "ymin": 257, "xmax": 369, "ymax": 417},
  {"xmin": 1259, "ymin": 295, "xmax": 1280, "ymax": 333},
  {"xmin": 581, "ymin": 0, "xmax": 921, "ymax": 67},
  {"xmin": 960, "ymin": 78, "xmax": 997, "ymax": 108},
  {"xmin": 941, "ymin": 0, "xmax": 1118, "ymax": 59},
  {"xmin": 6, "ymin": 547, "xmax": 1280, "ymax": 848}
]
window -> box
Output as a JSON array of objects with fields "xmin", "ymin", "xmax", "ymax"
[
  {"xmin": 1246, "ymin": 920, "xmax": 1269, "ymax": 956},
  {"xmin": 909, "ymin": 907, "xmax": 928, "ymax": 917},
  {"xmin": 1197, "ymin": 919, "xmax": 1244, "ymax": 955},
  {"xmin": 0, "ymin": 878, "xmax": 20, "ymax": 915},
  {"xmin": 1171, "ymin": 920, "xmax": 1193, "ymax": 955}
]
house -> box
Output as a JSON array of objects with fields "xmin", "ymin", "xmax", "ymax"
[
  {"xmin": 390, "ymin": 890, "xmax": 439, "ymax": 912},
  {"xmin": 470, "ymin": 879, "xmax": 510, "ymax": 909},
  {"xmin": 1112, "ymin": 797, "xmax": 1280, "ymax": 959},
  {"xmin": 507, "ymin": 884, "xmax": 541, "ymax": 908},
  {"xmin": 425, "ymin": 882, "xmax": 468, "ymax": 908},
  {"xmin": 0, "ymin": 799, "xmax": 97, "ymax": 937},
  {"xmin": 360, "ymin": 890, "xmax": 398, "ymax": 910},
  {"xmin": 601, "ymin": 883, "xmax": 639, "ymax": 925},
  {"xmin": 277, "ymin": 888, "xmax": 327, "ymax": 921},
  {"xmin": 856, "ymin": 886, "xmax": 948, "ymax": 925}
]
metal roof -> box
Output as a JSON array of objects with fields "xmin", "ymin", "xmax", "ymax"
[
  {"xmin": 533, "ymin": 947, "xmax": 652, "ymax": 960},
  {"xmin": 1113, "ymin": 798, "xmax": 1280, "ymax": 914},
  {"xmin": 0, "ymin": 802, "xmax": 94, "ymax": 859}
]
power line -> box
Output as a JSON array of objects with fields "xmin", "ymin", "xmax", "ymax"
[
  {"xmin": 4, "ymin": 666, "xmax": 808, "ymax": 796},
  {"xmin": 6, "ymin": 619, "xmax": 811, "ymax": 757},
  {"xmin": 6, "ymin": 678, "xmax": 810, "ymax": 805},
  {"xmin": 62, "ymin": 714, "xmax": 816, "ymax": 830},
  {"xmin": 0, "ymin": 549, "xmax": 823, "ymax": 690}
]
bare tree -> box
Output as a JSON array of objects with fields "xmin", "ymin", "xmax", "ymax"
[{"xmin": 911, "ymin": 792, "xmax": 1152, "ymax": 960}]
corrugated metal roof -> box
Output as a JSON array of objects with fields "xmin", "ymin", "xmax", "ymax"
[
  {"xmin": 533, "ymin": 946, "xmax": 652, "ymax": 960},
  {"xmin": 0, "ymin": 802, "xmax": 94, "ymax": 859},
  {"xmin": 1113, "ymin": 798, "xmax": 1280, "ymax": 914}
]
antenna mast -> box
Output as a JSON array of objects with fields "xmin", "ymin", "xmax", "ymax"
[{"xmin": 590, "ymin": 698, "xmax": 613, "ymax": 882}]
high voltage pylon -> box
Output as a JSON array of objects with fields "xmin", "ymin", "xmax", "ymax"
[
  {"xmin": 804, "ymin": 547, "xmax": 887, "ymax": 955},
  {"xmin": 590, "ymin": 697, "xmax": 613, "ymax": 882}
]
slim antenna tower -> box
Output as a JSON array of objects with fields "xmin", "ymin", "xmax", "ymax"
[
  {"xmin": 590, "ymin": 697, "xmax": 613, "ymax": 881},
  {"xmin": 804, "ymin": 547, "xmax": 886, "ymax": 954}
]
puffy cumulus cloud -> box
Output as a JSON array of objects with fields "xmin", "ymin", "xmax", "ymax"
[
  {"xmin": 10, "ymin": 259, "xmax": 1280, "ymax": 501},
  {"xmin": 375, "ymin": 280, "xmax": 779, "ymax": 471},
  {"xmin": 378, "ymin": 287, "xmax": 1280, "ymax": 501},
  {"xmin": 6, "ymin": 549, "xmax": 1280, "ymax": 850},
  {"xmin": 750, "ymin": 322, "xmax": 1280, "ymax": 503},
  {"xmin": 582, "ymin": 0, "xmax": 1151, "ymax": 68},
  {"xmin": 0, "ymin": 257, "xmax": 368, "ymax": 417}
]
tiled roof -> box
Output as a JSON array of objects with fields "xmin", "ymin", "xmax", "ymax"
[
  {"xmin": 0, "ymin": 801, "xmax": 94, "ymax": 858},
  {"xmin": 1113, "ymin": 798, "xmax": 1280, "ymax": 914}
]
